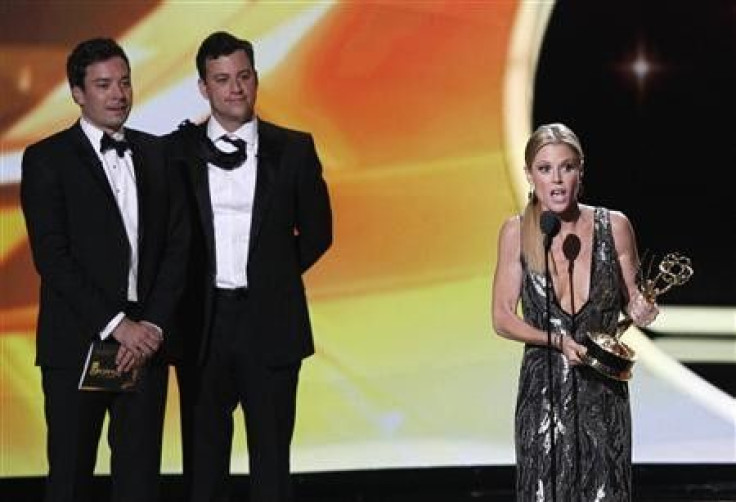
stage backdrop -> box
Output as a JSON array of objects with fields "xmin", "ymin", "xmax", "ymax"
[{"xmin": 1, "ymin": 1, "xmax": 733, "ymax": 477}]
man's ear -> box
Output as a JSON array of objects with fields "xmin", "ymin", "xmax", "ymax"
[
  {"xmin": 197, "ymin": 79, "xmax": 209, "ymax": 101},
  {"xmin": 71, "ymin": 86, "xmax": 84, "ymax": 106}
]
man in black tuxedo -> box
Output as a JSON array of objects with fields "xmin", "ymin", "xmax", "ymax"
[
  {"xmin": 167, "ymin": 31, "xmax": 332, "ymax": 502},
  {"xmin": 20, "ymin": 38, "xmax": 188, "ymax": 502}
]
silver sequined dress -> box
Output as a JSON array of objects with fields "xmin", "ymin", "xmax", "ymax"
[{"xmin": 516, "ymin": 207, "xmax": 631, "ymax": 502}]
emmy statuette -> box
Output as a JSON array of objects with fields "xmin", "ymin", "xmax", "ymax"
[{"xmin": 582, "ymin": 252, "xmax": 694, "ymax": 381}]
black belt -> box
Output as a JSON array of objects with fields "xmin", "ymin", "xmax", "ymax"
[{"xmin": 214, "ymin": 287, "xmax": 248, "ymax": 300}]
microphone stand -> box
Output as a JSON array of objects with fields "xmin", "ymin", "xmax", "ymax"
[
  {"xmin": 543, "ymin": 236, "xmax": 557, "ymax": 502},
  {"xmin": 567, "ymin": 245, "xmax": 580, "ymax": 502},
  {"xmin": 562, "ymin": 232, "xmax": 581, "ymax": 501}
]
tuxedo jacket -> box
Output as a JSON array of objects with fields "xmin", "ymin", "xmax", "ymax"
[
  {"xmin": 167, "ymin": 119, "xmax": 332, "ymax": 366},
  {"xmin": 21, "ymin": 122, "xmax": 189, "ymax": 369}
]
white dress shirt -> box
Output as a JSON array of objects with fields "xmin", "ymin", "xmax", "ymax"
[
  {"xmin": 80, "ymin": 118, "xmax": 139, "ymax": 338},
  {"xmin": 206, "ymin": 117, "xmax": 258, "ymax": 289}
]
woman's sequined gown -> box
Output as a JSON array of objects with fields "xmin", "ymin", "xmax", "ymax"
[{"xmin": 516, "ymin": 207, "xmax": 632, "ymax": 502}]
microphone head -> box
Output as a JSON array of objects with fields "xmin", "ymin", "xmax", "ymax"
[
  {"xmin": 540, "ymin": 210, "xmax": 561, "ymax": 237},
  {"xmin": 562, "ymin": 233, "xmax": 581, "ymax": 262}
]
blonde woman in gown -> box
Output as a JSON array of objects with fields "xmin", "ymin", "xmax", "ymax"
[{"xmin": 491, "ymin": 123, "xmax": 659, "ymax": 501}]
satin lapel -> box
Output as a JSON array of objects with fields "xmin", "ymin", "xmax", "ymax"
[
  {"xmin": 250, "ymin": 121, "xmax": 282, "ymax": 252},
  {"xmin": 125, "ymin": 129, "xmax": 148, "ymax": 251},
  {"xmin": 70, "ymin": 123, "xmax": 117, "ymax": 203},
  {"xmin": 186, "ymin": 126, "xmax": 217, "ymax": 264},
  {"xmin": 70, "ymin": 123, "xmax": 128, "ymax": 246}
]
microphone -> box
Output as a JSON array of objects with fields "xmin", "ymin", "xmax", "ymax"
[
  {"xmin": 540, "ymin": 209, "xmax": 561, "ymax": 501},
  {"xmin": 562, "ymin": 234, "xmax": 581, "ymax": 273},
  {"xmin": 540, "ymin": 211, "xmax": 561, "ymax": 251}
]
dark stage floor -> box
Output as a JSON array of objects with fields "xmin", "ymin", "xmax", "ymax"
[{"xmin": 3, "ymin": 465, "xmax": 736, "ymax": 501}]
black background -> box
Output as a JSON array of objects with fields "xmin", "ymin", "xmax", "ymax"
[{"xmin": 534, "ymin": 0, "xmax": 735, "ymax": 307}]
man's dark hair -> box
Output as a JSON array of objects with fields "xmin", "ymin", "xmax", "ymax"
[
  {"xmin": 196, "ymin": 31, "xmax": 255, "ymax": 79},
  {"xmin": 66, "ymin": 37, "xmax": 130, "ymax": 89}
]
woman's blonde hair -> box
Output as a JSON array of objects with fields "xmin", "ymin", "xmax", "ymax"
[{"xmin": 521, "ymin": 123, "xmax": 584, "ymax": 273}]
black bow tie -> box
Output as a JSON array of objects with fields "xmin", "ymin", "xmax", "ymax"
[
  {"xmin": 100, "ymin": 134, "xmax": 130, "ymax": 157},
  {"xmin": 175, "ymin": 120, "xmax": 248, "ymax": 170},
  {"xmin": 210, "ymin": 135, "xmax": 247, "ymax": 170}
]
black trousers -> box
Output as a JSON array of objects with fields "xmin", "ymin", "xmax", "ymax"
[
  {"xmin": 42, "ymin": 362, "xmax": 168, "ymax": 502},
  {"xmin": 188, "ymin": 292, "xmax": 301, "ymax": 502}
]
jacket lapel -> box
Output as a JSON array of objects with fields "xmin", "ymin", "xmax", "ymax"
[
  {"xmin": 249, "ymin": 120, "xmax": 282, "ymax": 253},
  {"xmin": 70, "ymin": 122, "xmax": 129, "ymax": 241},
  {"xmin": 186, "ymin": 124, "xmax": 217, "ymax": 265},
  {"xmin": 70, "ymin": 123, "xmax": 115, "ymax": 200},
  {"xmin": 125, "ymin": 128, "xmax": 148, "ymax": 254}
]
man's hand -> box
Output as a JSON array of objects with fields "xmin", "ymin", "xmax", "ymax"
[
  {"xmin": 112, "ymin": 317, "xmax": 162, "ymax": 371},
  {"xmin": 115, "ymin": 344, "xmax": 141, "ymax": 374}
]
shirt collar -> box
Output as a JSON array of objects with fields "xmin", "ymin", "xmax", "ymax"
[
  {"xmin": 79, "ymin": 117, "xmax": 125, "ymax": 151},
  {"xmin": 207, "ymin": 116, "xmax": 258, "ymax": 149}
]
